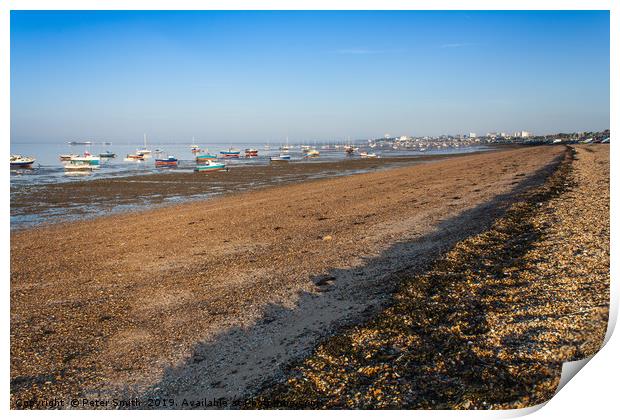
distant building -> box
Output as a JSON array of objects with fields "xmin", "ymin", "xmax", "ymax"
[
  {"xmin": 513, "ymin": 131, "xmax": 531, "ymax": 138},
  {"xmin": 468, "ymin": 133, "xmax": 477, "ymax": 138}
]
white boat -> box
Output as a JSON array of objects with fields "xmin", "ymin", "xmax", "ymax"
[
  {"xmin": 70, "ymin": 154, "xmax": 100, "ymax": 167},
  {"xmin": 64, "ymin": 160, "xmax": 94, "ymax": 172},
  {"xmin": 10, "ymin": 155, "xmax": 36, "ymax": 169},
  {"xmin": 270, "ymin": 154, "xmax": 291, "ymax": 162},
  {"xmin": 360, "ymin": 152, "xmax": 378, "ymax": 158},
  {"xmin": 136, "ymin": 134, "xmax": 151, "ymax": 155},
  {"xmin": 280, "ymin": 136, "xmax": 291, "ymax": 152}
]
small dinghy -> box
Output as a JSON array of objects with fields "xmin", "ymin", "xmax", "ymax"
[
  {"xmin": 270, "ymin": 154, "xmax": 291, "ymax": 162},
  {"xmin": 195, "ymin": 161, "xmax": 226, "ymax": 172}
]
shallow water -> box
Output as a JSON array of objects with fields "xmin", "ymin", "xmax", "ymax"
[{"xmin": 10, "ymin": 142, "xmax": 493, "ymax": 229}]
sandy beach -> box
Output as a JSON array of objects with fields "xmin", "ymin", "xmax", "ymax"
[{"xmin": 10, "ymin": 145, "xmax": 608, "ymax": 409}]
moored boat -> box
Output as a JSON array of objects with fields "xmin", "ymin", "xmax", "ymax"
[
  {"xmin": 80, "ymin": 151, "xmax": 100, "ymax": 164},
  {"xmin": 155, "ymin": 156, "xmax": 179, "ymax": 167},
  {"xmin": 270, "ymin": 154, "xmax": 291, "ymax": 162},
  {"xmin": 195, "ymin": 161, "xmax": 226, "ymax": 172},
  {"xmin": 304, "ymin": 149, "xmax": 320, "ymax": 158},
  {"xmin": 245, "ymin": 148, "xmax": 259, "ymax": 157},
  {"xmin": 190, "ymin": 144, "xmax": 202, "ymax": 153},
  {"xmin": 99, "ymin": 151, "xmax": 116, "ymax": 158},
  {"xmin": 196, "ymin": 152, "xmax": 218, "ymax": 163},
  {"xmin": 360, "ymin": 151, "xmax": 378, "ymax": 158},
  {"xmin": 64, "ymin": 160, "xmax": 94, "ymax": 172},
  {"xmin": 70, "ymin": 154, "xmax": 100, "ymax": 167},
  {"xmin": 59, "ymin": 153, "xmax": 78, "ymax": 161},
  {"xmin": 124, "ymin": 153, "xmax": 145, "ymax": 162},
  {"xmin": 220, "ymin": 149, "xmax": 241, "ymax": 158},
  {"xmin": 136, "ymin": 134, "xmax": 151, "ymax": 156},
  {"xmin": 10, "ymin": 155, "xmax": 36, "ymax": 169}
]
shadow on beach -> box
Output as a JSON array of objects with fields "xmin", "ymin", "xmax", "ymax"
[{"xmin": 125, "ymin": 147, "xmax": 589, "ymax": 409}]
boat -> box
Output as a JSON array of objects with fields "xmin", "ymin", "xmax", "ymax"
[
  {"xmin": 10, "ymin": 155, "xmax": 36, "ymax": 168},
  {"xmin": 67, "ymin": 141, "xmax": 92, "ymax": 145},
  {"xmin": 196, "ymin": 152, "xmax": 218, "ymax": 163},
  {"xmin": 300, "ymin": 145, "xmax": 311, "ymax": 152},
  {"xmin": 220, "ymin": 148, "xmax": 241, "ymax": 158},
  {"xmin": 304, "ymin": 149, "xmax": 320, "ymax": 158},
  {"xmin": 155, "ymin": 156, "xmax": 179, "ymax": 167},
  {"xmin": 59, "ymin": 153, "xmax": 78, "ymax": 161},
  {"xmin": 344, "ymin": 146, "xmax": 355, "ymax": 155},
  {"xmin": 245, "ymin": 148, "xmax": 259, "ymax": 157},
  {"xmin": 124, "ymin": 153, "xmax": 145, "ymax": 162},
  {"xmin": 70, "ymin": 154, "xmax": 100, "ymax": 166},
  {"xmin": 270, "ymin": 154, "xmax": 291, "ymax": 162},
  {"xmin": 190, "ymin": 144, "xmax": 201, "ymax": 153},
  {"xmin": 136, "ymin": 134, "xmax": 151, "ymax": 156},
  {"xmin": 360, "ymin": 152, "xmax": 378, "ymax": 158},
  {"xmin": 195, "ymin": 161, "xmax": 226, "ymax": 172},
  {"xmin": 99, "ymin": 151, "xmax": 116, "ymax": 158},
  {"xmin": 64, "ymin": 160, "xmax": 94, "ymax": 172}
]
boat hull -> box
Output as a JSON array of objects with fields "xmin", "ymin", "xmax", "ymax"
[
  {"xmin": 270, "ymin": 156, "xmax": 291, "ymax": 162},
  {"xmin": 10, "ymin": 161, "xmax": 34, "ymax": 168},
  {"xmin": 64, "ymin": 165, "xmax": 94, "ymax": 172},
  {"xmin": 196, "ymin": 154, "xmax": 218, "ymax": 162},
  {"xmin": 155, "ymin": 159, "xmax": 178, "ymax": 167},
  {"xmin": 195, "ymin": 163, "xmax": 225, "ymax": 172}
]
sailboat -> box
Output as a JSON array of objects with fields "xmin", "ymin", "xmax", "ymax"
[
  {"xmin": 136, "ymin": 134, "xmax": 152, "ymax": 156},
  {"xmin": 280, "ymin": 136, "xmax": 290, "ymax": 152},
  {"xmin": 190, "ymin": 136, "xmax": 201, "ymax": 153}
]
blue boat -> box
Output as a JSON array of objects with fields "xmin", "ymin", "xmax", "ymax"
[
  {"xmin": 270, "ymin": 154, "xmax": 291, "ymax": 162},
  {"xmin": 155, "ymin": 156, "xmax": 179, "ymax": 167},
  {"xmin": 10, "ymin": 155, "xmax": 36, "ymax": 168},
  {"xmin": 220, "ymin": 149, "xmax": 241, "ymax": 158}
]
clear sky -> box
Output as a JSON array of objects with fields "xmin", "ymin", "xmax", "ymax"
[{"xmin": 11, "ymin": 10, "xmax": 609, "ymax": 143}]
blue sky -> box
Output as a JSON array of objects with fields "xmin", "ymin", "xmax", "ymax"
[{"xmin": 11, "ymin": 10, "xmax": 609, "ymax": 143}]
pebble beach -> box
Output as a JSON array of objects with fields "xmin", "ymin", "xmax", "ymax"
[{"xmin": 10, "ymin": 145, "xmax": 609, "ymax": 409}]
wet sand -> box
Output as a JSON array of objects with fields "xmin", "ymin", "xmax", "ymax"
[
  {"xmin": 11, "ymin": 145, "xmax": 572, "ymax": 408},
  {"xmin": 11, "ymin": 154, "xmax": 486, "ymax": 229}
]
